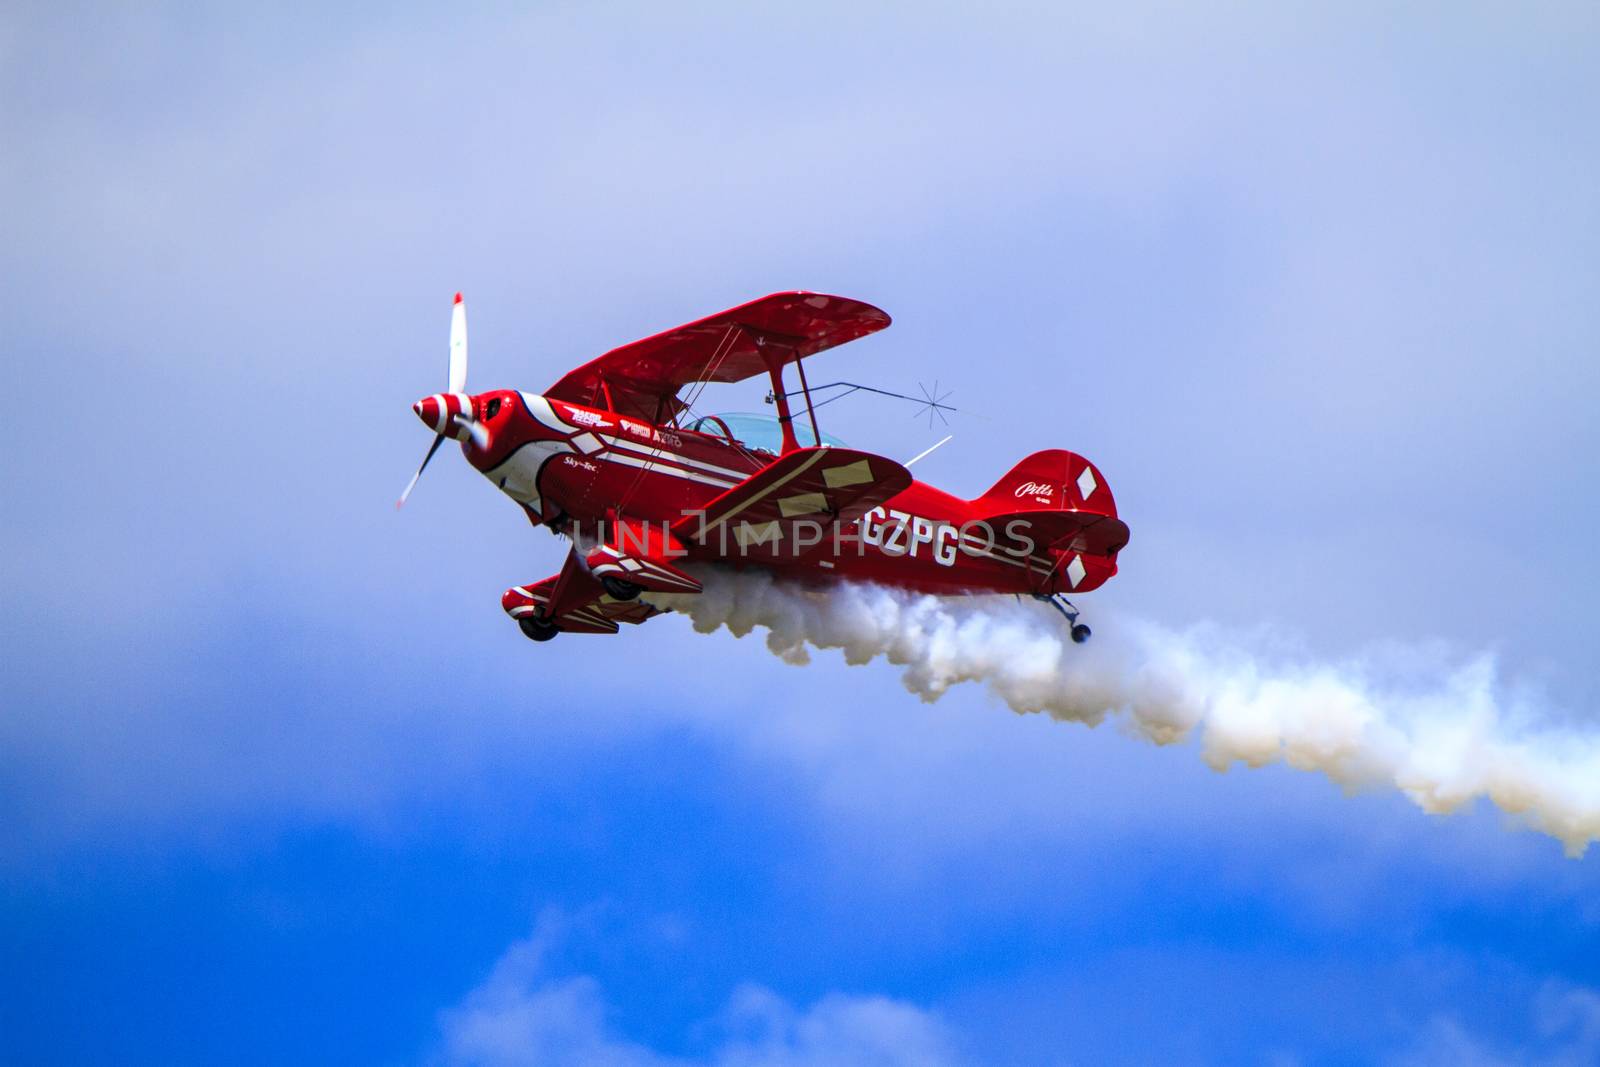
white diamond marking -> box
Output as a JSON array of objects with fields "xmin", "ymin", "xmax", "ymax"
[
  {"xmin": 1076, "ymin": 466, "xmax": 1097, "ymax": 500},
  {"xmin": 1065, "ymin": 554, "xmax": 1087, "ymax": 589}
]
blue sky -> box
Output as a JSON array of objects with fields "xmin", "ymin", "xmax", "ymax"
[{"xmin": 4, "ymin": 2, "xmax": 1599, "ymax": 1063}]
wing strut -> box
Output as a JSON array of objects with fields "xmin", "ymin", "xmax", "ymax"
[
  {"xmin": 762, "ymin": 346, "xmax": 803, "ymax": 454},
  {"xmin": 793, "ymin": 352, "xmax": 823, "ymax": 448}
]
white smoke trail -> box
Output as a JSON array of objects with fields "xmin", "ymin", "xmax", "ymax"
[{"xmin": 649, "ymin": 569, "xmax": 1600, "ymax": 856}]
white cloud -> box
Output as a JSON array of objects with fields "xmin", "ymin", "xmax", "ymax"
[
  {"xmin": 1390, "ymin": 982, "xmax": 1600, "ymax": 1067},
  {"xmin": 435, "ymin": 912, "xmax": 963, "ymax": 1067},
  {"xmin": 710, "ymin": 985, "xmax": 961, "ymax": 1067}
]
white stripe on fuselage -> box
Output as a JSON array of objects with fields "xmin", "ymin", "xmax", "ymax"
[
  {"xmin": 519, "ymin": 393, "xmax": 578, "ymax": 434},
  {"xmin": 600, "ymin": 450, "xmax": 739, "ymax": 489},
  {"xmin": 503, "ymin": 392, "xmax": 761, "ymax": 505},
  {"xmin": 596, "ymin": 434, "xmax": 749, "ymax": 481},
  {"xmin": 481, "ymin": 439, "xmax": 569, "ymax": 508}
]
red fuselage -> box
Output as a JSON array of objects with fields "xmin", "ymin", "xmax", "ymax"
[{"xmin": 415, "ymin": 389, "xmax": 1125, "ymax": 598}]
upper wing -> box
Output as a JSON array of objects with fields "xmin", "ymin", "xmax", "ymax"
[
  {"xmin": 671, "ymin": 446, "xmax": 912, "ymax": 557},
  {"xmin": 544, "ymin": 291, "xmax": 891, "ymax": 422}
]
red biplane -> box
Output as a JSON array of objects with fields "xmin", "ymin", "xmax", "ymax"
[{"xmin": 401, "ymin": 292, "xmax": 1128, "ymax": 643}]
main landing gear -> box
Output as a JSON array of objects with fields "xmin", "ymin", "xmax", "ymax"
[
  {"xmin": 519, "ymin": 616, "xmax": 560, "ymax": 642},
  {"xmin": 1033, "ymin": 593, "xmax": 1092, "ymax": 644},
  {"xmin": 601, "ymin": 576, "xmax": 643, "ymax": 602}
]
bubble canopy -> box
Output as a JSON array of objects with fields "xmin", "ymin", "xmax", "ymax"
[{"xmin": 682, "ymin": 411, "xmax": 845, "ymax": 453}]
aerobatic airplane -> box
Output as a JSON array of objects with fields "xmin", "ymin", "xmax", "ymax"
[{"xmin": 400, "ymin": 292, "xmax": 1129, "ymax": 643}]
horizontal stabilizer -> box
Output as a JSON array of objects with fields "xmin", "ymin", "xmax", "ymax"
[{"xmin": 980, "ymin": 509, "xmax": 1130, "ymax": 558}]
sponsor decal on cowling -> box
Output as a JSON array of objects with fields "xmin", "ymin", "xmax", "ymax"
[
  {"xmin": 609, "ymin": 416, "xmax": 683, "ymax": 447},
  {"xmin": 567, "ymin": 408, "xmax": 613, "ymax": 429}
]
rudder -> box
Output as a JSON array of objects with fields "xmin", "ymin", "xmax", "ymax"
[
  {"xmin": 974, "ymin": 448, "xmax": 1118, "ymax": 519},
  {"xmin": 973, "ymin": 449, "xmax": 1128, "ymax": 591}
]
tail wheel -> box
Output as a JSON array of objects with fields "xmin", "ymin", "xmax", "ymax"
[
  {"xmin": 1070, "ymin": 623, "xmax": 1091, "ymax": 644},
  {"xmin": 601, "ymin": 576, "xmax": 643, "ymax": 602},
  {"xmin": 519, "ymin": 616, "xmax": 560, "ymax": 642}
]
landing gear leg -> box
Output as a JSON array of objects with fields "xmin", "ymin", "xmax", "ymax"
[{"xmin": 1033, "ymin": 593, "xmax": 1092, "ymax": 644}]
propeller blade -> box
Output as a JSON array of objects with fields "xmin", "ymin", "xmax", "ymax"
[
  {"xmin": 453, "ymin": 413, "xmax": 490, "ymax": 450},
  {"xmin": 396, "ymin": 434, "xmax": 446, "ymax": 509},
  {"xmin": 448, "ymin": 292, "xmax": 468, "ymax": 395}
]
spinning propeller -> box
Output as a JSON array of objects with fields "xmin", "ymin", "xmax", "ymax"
[{"xmin": 397, "ymin": 292, "xmax": 489, "ymax": 508}]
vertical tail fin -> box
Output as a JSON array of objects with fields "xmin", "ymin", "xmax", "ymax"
[
  {"xmin": 972, "ymin": 449, "xmax": 1128, "ymax": 593},
  {"xmin": 973, "ymin": 448, "xmax": 1118, "ymax": 519}
]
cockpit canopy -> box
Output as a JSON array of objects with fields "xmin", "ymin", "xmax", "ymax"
[{"xmin": 682, "ymin": 412, "xmax": 845, "ymax": 454}]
